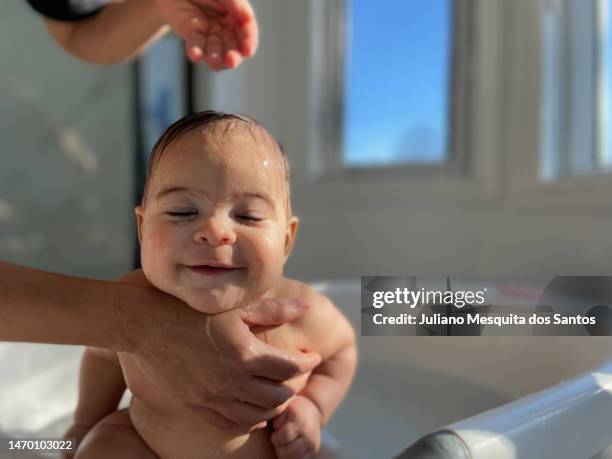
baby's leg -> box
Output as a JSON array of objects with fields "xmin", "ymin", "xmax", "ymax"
[{"xmin": 75, "ymin": 409, "xmax": 158, "ymax": 459}]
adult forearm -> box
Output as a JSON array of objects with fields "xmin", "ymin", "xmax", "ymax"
[
  {"xmin": 0, "ymin": 261, "xmax": 140, "ymax": 351},
  {"xmin": 46, "ymin": 0, "xmax": 169, "ymax": 65}
]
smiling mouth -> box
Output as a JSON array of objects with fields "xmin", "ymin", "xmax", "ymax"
[{"xmin": 187, "ymin": 265, "xmax": 243, "ymax": 276}]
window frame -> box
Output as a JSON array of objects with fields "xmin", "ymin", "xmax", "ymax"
[
  {"xmin": 301, "ymin": 0, "xmax": 503, "ymax": 209},
  {"xmin": 506, "ymin": 0, "xmax": 612, "ymax": 212},
  {"xmin": 314, "ymin": 0, "xmax": 472, "ymax": 177}
]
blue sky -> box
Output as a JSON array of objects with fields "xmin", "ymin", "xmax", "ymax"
[{"xmin": 343, "ymin": 0, "xmax": 451, "ymax": 166}]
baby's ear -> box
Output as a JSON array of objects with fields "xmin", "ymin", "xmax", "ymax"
[
  {"xmin": 134, "ymin": 206, "xmax": 144, "ymax": 245},
  {"xmin": 283, "ymin": 216, "xmax": 299, "ymax": 260}
]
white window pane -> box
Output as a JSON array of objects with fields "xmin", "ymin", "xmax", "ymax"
[
  {"xmin": 540, "ymin": 0, "xmax": 612, "ymax": 180},
  {"xmin": 601, "ymin": 0, "xmax": 612, "ymax": 168}
]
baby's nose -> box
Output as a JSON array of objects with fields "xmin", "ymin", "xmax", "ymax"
[{"xmin": 194, "ymin": 216, "xmax": 236, "ymax": 246}]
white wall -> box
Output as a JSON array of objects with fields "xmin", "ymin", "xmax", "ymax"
[{"xmin": 196, "ymin": 0, "xmax": 612, "ymax": 281}]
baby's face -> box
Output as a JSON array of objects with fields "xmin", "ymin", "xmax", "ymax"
[{"xmin": 136, "ymin": 128, "xmax": 297, "ymax": 313}]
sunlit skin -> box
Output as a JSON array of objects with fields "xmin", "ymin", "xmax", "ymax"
[
  {"xmin": 68, "ymin": 119, "xmax": 357, "ymax": 459},
  {"xmin": 136, "ymin": 127, "xmax": 298, "ymax": 314}
]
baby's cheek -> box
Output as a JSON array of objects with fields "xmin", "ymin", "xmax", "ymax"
[
  {"xmin": 259, "ymin": 231, "xmax": 286, "ymax": 277},
  {"xmin": 143, "ymin": 225, "xmax": 176, "ymax": 255},
  {"xmin": 141, "ymin": 229, "xmax": 176, "ymax": 277}
]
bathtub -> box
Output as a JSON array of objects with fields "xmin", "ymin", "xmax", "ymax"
[{"xmin": 2, "ymin": 279, "xmax": 612, "ymax": 458}]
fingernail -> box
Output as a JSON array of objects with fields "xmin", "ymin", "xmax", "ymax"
[{"xmin": 191, "ymin": 46, "xmax": 203, "ymax": 58}]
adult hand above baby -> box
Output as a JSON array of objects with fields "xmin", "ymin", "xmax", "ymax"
[
  {"xmin": 121, "ymin": 270, "xmax": 321, "ymax": 432},
  {"xmin": 153, "ymin": 0, "xmax": 259, "ymax": 70}
]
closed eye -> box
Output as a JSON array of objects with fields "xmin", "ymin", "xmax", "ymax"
[
  {"xmin": 166, "ymin": 211, "xmax": 197, "ymax": 218},
  {"xmin": 237, "ymin": 215, "xmax": 263, "ymax": 222}
]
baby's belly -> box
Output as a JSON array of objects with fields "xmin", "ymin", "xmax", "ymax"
[
  {"xmin": 129, "ymin": 397, "xmax": 275, "ymax": 459},
  {"xmin": 119, "ymin": 322, "xmax": 306, "ymax": 459}
]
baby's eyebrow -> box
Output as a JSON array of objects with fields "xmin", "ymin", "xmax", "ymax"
[
  {"xmin": 233, "ymin": 191, "xmax": 274, "ymax": 207},
  {"xmin": 155, "ymin": 187, "xmax": 274, "ymax": 207},
  {"xmin": 155, "ymin": 186, "xmax": 190, "ymax": 199}
]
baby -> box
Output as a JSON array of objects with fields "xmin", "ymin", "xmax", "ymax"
[{"xmin": 65, "ymin": 111, "xmax": 357, "ymax": 459}]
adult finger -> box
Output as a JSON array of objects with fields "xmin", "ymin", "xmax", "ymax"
[
  {"xmin": 246, "ymin": 339, "xmax": 321, "ymax": 381},
  {"xmin": 237, "ymin": 13, "xmax": 258, "ymax": 56},
  {"xmin": 238, "ymin": 372, "xmax": 309, "ymax": 409},
  {"xmin": 204, "ymin": 29, "xmax": 223, "ymax": 69},
  {"xmin": 240, "ymin": 297, "xmax": 309, "ymax": 326},
  {"xmin": 233, "ymin": 377, "xmax": 296, "ymax": 409},
  {"xmin": 218, "ymin": 0, "xmax": 259, "ymax": 56},
  {"xmin": 213, "ymin": 0, "xmax": 255, "ymax": 26},
  {"xmin": 185, "ymin": 31, "xmax": 207, "ymax": 63},
  {"xmin": 211, "ymin": 399, "xmax": 283, "ymax": 428},
  {"xmin": 221, "ymin": 28, "xmax": 242, "ymax": 69},
  {"xmin": 282, "ymin": 372, "xmax": 311, "ymax": 398}
]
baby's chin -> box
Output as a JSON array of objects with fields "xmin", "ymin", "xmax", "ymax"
[{"xmin": 179, "ymin": 286, "xmax": 255, "ymax": 314}]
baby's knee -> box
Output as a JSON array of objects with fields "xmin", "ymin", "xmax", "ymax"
[{"xmin": 75, "ymin": 410, "xmax": 157, "ymax": 459}]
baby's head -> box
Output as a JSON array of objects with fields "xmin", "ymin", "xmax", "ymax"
[{"xmin": 136, "ymin": 111, "xmax": 298, "ymax": 313}]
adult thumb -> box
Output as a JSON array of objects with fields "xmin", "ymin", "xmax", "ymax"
[{"xmin": 240, "ymin": 298, "xmax": 309, "ymax": 326}]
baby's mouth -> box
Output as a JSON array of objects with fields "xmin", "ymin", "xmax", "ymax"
[{"xmin": 186, "ymin": 264, "xmax": 243, "ymax": 276}]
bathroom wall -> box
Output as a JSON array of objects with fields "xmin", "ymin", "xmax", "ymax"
[{"xmin": 0, "ymin": 1, "xmax": 135, "ymax": 279}]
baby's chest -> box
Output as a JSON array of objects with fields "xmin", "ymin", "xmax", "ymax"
[{"xmin": 116, "ymin": 352, "xmax": 175, "ymax": 408}]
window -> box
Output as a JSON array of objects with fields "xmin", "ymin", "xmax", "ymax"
[
  {"xmin": 343, "ymin": 0, "xmax": 453, "ymax": 168},
  {"xmin": 600, "ymin": 0, "xmax": 612, "ymax": 168},
  {"xmin": 315, "ymin": 0, "xmax": 473, "ymax": 177},
  {"xmin": 134, "ymin": 35, "xmax": 192, "ymax": 267},
  {"xmin": 540, "ymin": 0, "xmax": 612, "ymax": 181},
  {"xmin": 138, "ymin": 35, "xmax": 189, "ymax": 154}
]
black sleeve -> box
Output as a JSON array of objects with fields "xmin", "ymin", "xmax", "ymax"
[{"xmin": 25, "ymin": 0, "xmax": 109, "ymax": 22}]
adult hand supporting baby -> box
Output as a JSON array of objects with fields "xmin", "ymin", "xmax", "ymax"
[
  {"xmin": 122, "ymin": 270, "xmax": 321, "ymax": 432},
  {"xmin": 0, "ymin": 262, "xmax": 318, "ymax": 432}
]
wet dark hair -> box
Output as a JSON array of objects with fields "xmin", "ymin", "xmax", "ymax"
[{"xmin": 142, "ymin": 110, "xmax": 291, "ymax": 213}]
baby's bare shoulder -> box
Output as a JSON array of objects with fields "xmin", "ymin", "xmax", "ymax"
[
  {"xmin": 276, "ymin": 278, "xmax": 353, "ymax": 359},
  {"xmin": 276, "ymin": 278, "xmax": 334, "ymax": 314}
]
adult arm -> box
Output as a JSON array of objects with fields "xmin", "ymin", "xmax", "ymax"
[
  {"xmin": 37, "ymin": 0, "xmax": 258, "ymax": 68},
  {"xmin": 0, "ymin": 261, "xmax": 144, "ymax": 349},
  {"xmin": 43, "ymin": 0, "xmax": 168, "ymax": 65},
  {"xmin": 0, "ymin": 261, "xmax": 320, "ymax": 430}
]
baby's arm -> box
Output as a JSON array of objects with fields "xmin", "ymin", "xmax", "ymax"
[
  {"xmin": 63, "ymin": 347, "xmax": 126, "ymax": 455},
  {"xmin": 271, "ymin": 288, "xmax": 357, "ymax": 458}
]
